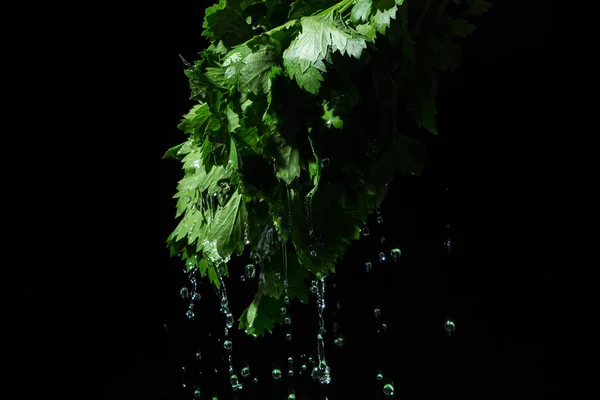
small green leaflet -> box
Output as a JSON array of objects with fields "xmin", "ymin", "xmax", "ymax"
[
  {"xmin": 321, "ymin": 100, "xmax": 344, "ymax": 129},
  {"xmin": 371, "ymin": 0, "xmax": 403, "ymax": 35},
  {"xmin": 177, "ymin": 104, "xmax": 212, "ymax": 136}
]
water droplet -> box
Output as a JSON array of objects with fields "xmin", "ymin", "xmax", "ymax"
[
  {"xmin": 180, "ymin": 287, "xmax": 189, "ymax": 299},
  {"xmin": 383, "ymin": 383, "xmax": 394, "ymax": 397},
  {"xmin": 444, "ymin": 319, "xmax": 456, "ymax": 336},
  {"xmin": 245, "ymin": 264, "xmax": 255, "ymax": 280},
  {"xmin": 186, "ymin": 309, "xmax": 195, "ymax": 320},
  {"xmin": 288, "ymin": 369, "xmax": 294, "ymax": 376},
  {"xmin": 374, "ymin": 308, "xmax": 381, "ymax": 318},
  {"xmin": 310, "ymin": 284, "xmax": 318, "ymax": 294},
  {"xmin": 286, "ymin": 332, "xmax": 292, "ymax": 341},
  {"xmin": 365, "ymin": 261, "xmax": 372, "ymax": 272},
  {"xmin": 284, "ymin": 316, "xmax": 291, "ymax": 325},
  {"xmin": 318, "ymin": 361, "xmax": 331, "ymax": 384},
  {"xmin": 301, "ymin": 364, "xmax": 307, "ymax": 371},
  {"xmin": 378, "ymin": 252, "xmax": 386, "ymax": 262},
  {"xmin": 230, "ymin": 374, "xmax": 239, "ymax": 387},
  {"xmin": 241, "ymin": 366, "xmax": 250, "ymax": 377},
  {"xmin": 361, "ymin": 224, "xmax": 370, "ymax": 236},
  {"xmin": 194, "ymin": 388, "xmax": 201, "ymax": 398},
  {"xmin": 376, "ymin": 370, "xmax": 383, "ymax": 380},
  {"xmin": 375, "ymin": 205, "xmax": 381, "ymax": 214},
  {"xmin": 182, "ymin": 382, "xmax": 187, "ymax": 388},
  {"xmin": 284, "ymin": 295, "xmax": 290, "ymax": 305},
  {"xmin": 336, "ymin": 301, "xmax": 341, "ymax": 310},
  {"xmin": 390, "ymin": 248, "xmax": 401, "ymax": 262},
  {"xmin": 272, "ymin": 368, "xmax": 282, "ymax": 380},
  {"xmin": 253, "ymin": 377, "xmax": 258, "ymax": 383},
  {"xmin": 321, "ymin": 158, "xmax": 330, "ymax": 168},
  {"xmin": 288, "ymin": 393, "xmax": 296, "ymax": 400},
  {"xmin": 311, "ymin": 367, "xmax": 318, "ymax": 380},
  {"xmin": 309, "ymin": 248, "xmax": 317, "ymax": 257},
  {"xmin": 253, "ymin": 254, "xmax": 261, "ymax": 264},
  {"xmin": 380, "ymin": 236, "xmax": 386, "ymax": 244},
  {"xmin": 333, "ymin": 321, "xmax": 339, "ymax": 333},
  {"xmin": 223, "ymin": 340, "xmax": 233, "ymax": 352},
  {"xmin": 280, "ymin": 307, "xmax": 287, "ymax": 315},
  {"xmin": 377, "ymin": 216, "xmax": 383, "ymax": 224},
  {"xmin": 444, "ymin": 238, "xmax": 452, "ymax": 252},
  {"xmin": 334, "ymin": 335, "xmax": 345, "ymax": 348},
  {"xmin": 240, "ymin": 274, "xmax": 246, "ymax": 282},
  {"xmin": 192, "ymin": 292, "xmax": 201, "ymax": 301},
  {"xmin": 225, "ymin": 313, "xmax": 234, "ymax": 329},
  {"xmin": 382, "ymin": 323, "xmax": 388, "ymax": 332},
  {"xmin": 182, "ymin": 365, "xmax": 187, "ymax": 373},
  {"xmin": 195, "ymin": 351, "xmax": 202, "ymax": 360}
]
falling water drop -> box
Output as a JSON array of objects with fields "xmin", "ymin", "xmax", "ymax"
[
  {"xmin": 361, "ymin": 224, "xmax": 370, "ymax": 236},
  {"xmin": 280, "ymin": 307, "xmax": 287, "ymax": 315},
  {"xmin": 186, "ymin": 309, "xmax": 195, "ymax": 320},
  {"xmin": 310, "ymin": 284, "xmax": 318, "ymax": 294},
  {"xmin": 288, "ymin": 393, "xmax": 296, "ymax": 400},
  {"xmin": 334, "ymin": 335, "xmax": 345, "ymax": 348},
  {"xmin": 182, "ymin": 365, "xmax": 187, "ymax": 373},
  {"xmin": 320, "ymin": 158, "xmax": 330, "ymax": 168},
  {"xmin": 240, "ymin": 274, "xmax": 246, "ymax": 282},
  {"xmin": 284, "ymin": 295, "xmax": 290, "ymax": 305},
  {"xmin": 272, "ymin": 368, "xmax": 282, "ymax": 380},
  {"xmin": 284, "ymin": 316, "xmax": 291, "ymax": 325},
  {"xmin": 390, "ymin": 248, "xmax": 401, "ymax": 262},
  {"xmin": 241, "ymin": 366, "xmax": 250, "ymax": 377},
  {"xmin": 225, "ymin": 313, "xmax": 234, "ymax": 329},
  {"xmin": 230, "ymin": 374, "xmax": 239, "ymax": 388},
  {"xmin": 275, "ymin": 272, "xmax": 282, "ymax": 280},
  {"xmin": 223, "ymin": 340, "xmax": 233, "ymax": 353},
  {"xmin": 195, "ymin": 351, "xmax": 202, "ymax": 360},
  {"xmin": 374, "ymin": 308, "xmax": 381, "ymax": 318},
  {"xmin": 286, "ymin": 332, "xmax": 292, "ymax": 341},
  {"xmin": 378, "ymin": 252, "xmax": 386, "ymax": 262},
  {"xmin": 192, "ymin": 292, "xmax": 201, "ymax": 301},
  {"xmin": 180, "ymin": 287, "xmax": 189, "ymax": 299},
  {"xmin": 309, "ymin": 247, "xmax": 317, "ymax": 257},
  {"xmin": 377, "ymin": 216, "xmax": 384, "ymax": 224},
  {"xmin": 245, "ymin": 264, "xmax": 255, "ymax": 280},
  {"xmin": 376, "ymin": 370, "xmax": 384, "ymax": 380},
  {"xmin": 333, "ymin": 321, "xmax": 339, "ymax": 333},
  {"xmin": 253, "ymin": 254, "xmax": 261, "ymax": 265},
  {"xmin": 444, "ymin": 238, "xmax": 452, "ymax": 252},
  {"xmin": 383, "ymin": 383, "xmax": 395, "ymax": 397},
  {"xmin": 315, "ymin": 275, "xmax": 331, "ymax": 384},
  {"xmin": 194, "ymin": 387, "xmax": 201, "ymax": 398},
  {"xmin": 380, "ymin": 236, "xmax": 386, "ymax": 244},
  {"xmin": 444, "ymin": 319, "xmax": 456, "ymax": 336},
  {"xmin": 253, "ymin": 377, "xmax": 258, "ymax": 383},
  {"xmin": 365, "ymin": 261, "xmax": 373, "ymax": 272},
  {"xmin": 376, "ymin": 205, "xmax": 382, "ymax": 214}
]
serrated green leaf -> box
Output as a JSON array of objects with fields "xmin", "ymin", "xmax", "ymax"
[
  {"xmin": 351, "ymin": 0, "xmax": 372, "ymax": 23},
  {"xmin": 288, "ymin": 0, "xmax": 336, "ymax": 19},
  {"xmin": 275, "ymin": 144, "xmax": 301, "ymax": 184},
  {"xmin": 177, "ymin": 104, "xmax": 212, "ymax": 136},
  {"xmin": 226, "ymin": 104, "xmax": 241, "ymax": 133},
  {"xmin": 370, "ymin": 0, "xmax": 400, "ymax": 35},
  {"xmin": 206, "ymin": 189, "xmax": 245, "ymax": 258},
  {"xmin": 204, "ymin": 67, "xmax": 229, "ymax": 89},
  {"xmin": 450, "ymin": 18, "xmax": 477, "ymax": 37},
  {"xmin": 208, "ymin": 265, "xmax": 220, "ymax": 289},
  {"xmin": 202, "ymin": 0, "xmax": 255, "ymax": 46},
  {"xmin": 239, "ymin": 45, "xmax": 280, "ymax": 95},
  {"xmin": 463, "ymin": 0, "xmax": 492, "ymax": 15}
]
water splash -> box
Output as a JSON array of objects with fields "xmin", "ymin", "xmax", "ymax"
[{"xmin": 315, "ymin": 274, "xmax": 331, "ymax": 384}]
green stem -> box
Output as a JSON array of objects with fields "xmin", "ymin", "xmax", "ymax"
[
  {"xmin": 317, "ymin": 0, "xmax": 355, "ymax": 16},
  {"xmin": 413, "ymin": 0, "xmax": 434, "ymax": 38}
]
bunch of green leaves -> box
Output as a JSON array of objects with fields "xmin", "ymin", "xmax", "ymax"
[{"xmin": 166, "ymin": 0, "xmax": 491, "ymax": 337}]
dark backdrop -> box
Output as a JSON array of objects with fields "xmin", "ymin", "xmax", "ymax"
[{"xmin": 101, "ymin": 2, "xmax": 555, "ymax": 399}]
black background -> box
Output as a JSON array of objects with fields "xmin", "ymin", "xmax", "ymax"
[{"xmin": 100, "ymin": 1, "xmax": 555, "ymax": 399}]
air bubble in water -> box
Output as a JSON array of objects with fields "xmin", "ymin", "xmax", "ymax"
[
  {"xmin": 365, "ymin": 261, "xmax": 372, "ymax": 272},
  {"xmin": 180, "ymin": 287, "xmax": 189, "ymax": 299}
]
